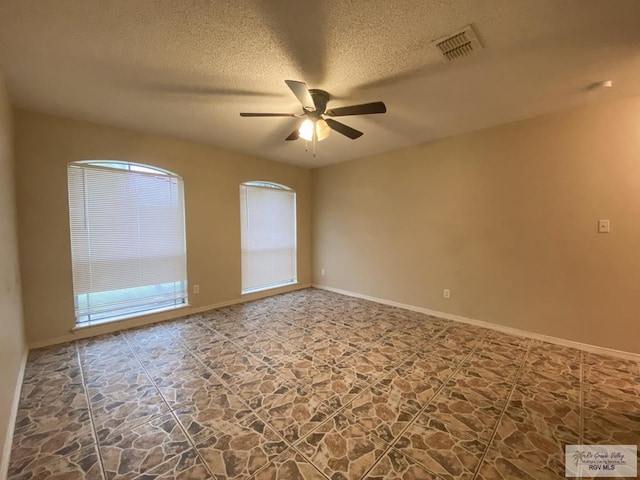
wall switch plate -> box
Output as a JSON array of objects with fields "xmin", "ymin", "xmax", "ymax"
[
  {"xmin": 193, "ymin": 284, "xmax": 200, "ymax": 294},
  {"xmin": 443, "ymin": 288, "xmax": 451, "ymax": 299},
  {"xmin": 598, "ymin": 219, "xmax": 610, "ymax": 233},
  {"xmin": 321, "ymin": 269, "xmax": 326, "ymax": 276}
]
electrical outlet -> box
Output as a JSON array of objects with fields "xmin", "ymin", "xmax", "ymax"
[
  {"xmin": 193, "ymin": 284, "xmax": 200, "ymax": 294},
  {"xmin": 321, "ymin": 269, "xmax": 326, "ymax": 276},
  {"xmin": 443, "ymin": 288, "xmax": 451, "ymax": 299}
]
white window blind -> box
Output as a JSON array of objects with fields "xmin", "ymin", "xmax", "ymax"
[
  {"xmin": 68, "ymin": 162, "xmax": 187, "ymax": 325},
  {"xmin": 240, "ymin": 183, "xmax": 297, "ymax": 293}
]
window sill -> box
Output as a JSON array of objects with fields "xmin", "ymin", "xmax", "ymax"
[
  {"xmin": 72, "ymin": 304, "xmax": 190, "ymax": 331},
  {"xmin": 241, "ymin": 281, "xmax": 298, "ymax": 296}
]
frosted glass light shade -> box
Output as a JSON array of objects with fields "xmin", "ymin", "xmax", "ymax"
[
  {"xmin": 316, "ymin": 119, "xmax": 330, "ymax": 141},
  {"xmin": 299, "ymin": 119, "xmax": 314, "ymax": 141}
]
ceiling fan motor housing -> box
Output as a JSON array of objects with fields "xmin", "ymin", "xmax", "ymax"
[{"xmin": 308, "ymin": 89, "xmax": 330, "ymax": 116}]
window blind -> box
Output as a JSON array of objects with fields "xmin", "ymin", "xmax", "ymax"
[
  {"xmin": 68, "ymin": 163, "xmax": 187, "ymax": 324},
  {"xmin": 240, "ymin": 183, "xmax": 297, "ymax": 293}
]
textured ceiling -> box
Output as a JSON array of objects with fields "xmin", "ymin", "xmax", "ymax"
[{"xmin": 1, "ymin": 0, "xmax": 639, "ymax": 168}]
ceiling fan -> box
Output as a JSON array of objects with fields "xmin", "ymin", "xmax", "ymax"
[{"xmin": 240, "ymin": 80, "xmax": 386, "ymax": 145}]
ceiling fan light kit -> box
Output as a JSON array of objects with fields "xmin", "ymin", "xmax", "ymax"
[
  {"xmin": 240, "ymin": 80, "xmax": 386, "ymax": 156},
  {"xmin": 299, "ymin": 118, "xmax": 330, "ymax": 142}
]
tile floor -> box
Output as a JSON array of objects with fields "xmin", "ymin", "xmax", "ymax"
[{"xmin": 8, "ymin": 288, "xmax": 640, "ymax": 479}]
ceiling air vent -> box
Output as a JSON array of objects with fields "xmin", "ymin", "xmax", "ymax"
[{"xmin": 434, "ymin": 25, "xmax": 483, "ymax": 61}]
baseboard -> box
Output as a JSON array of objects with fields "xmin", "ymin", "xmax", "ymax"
[
  {"xmin": 28, "ymin": 283, "xmax": 312, "ymax": 350},
  {"xmin": 1, "ymin": 347, "xmax": 28, "ymax": 480},
  {"xmin": 313, "ymin": 284, "xmax": 640, "ymax": 362}
]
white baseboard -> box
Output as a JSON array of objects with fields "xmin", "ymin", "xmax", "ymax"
[
  {"xmin": 1, "ymin": 347, "xmax": 28, "ymax": 480},
  {"xmin": 313, "ymin": 284, "xmax": 640, "ymax": 362},
  {"xmin": 28, "ymin": 283, "xmax": 312, "ymax": 350}
]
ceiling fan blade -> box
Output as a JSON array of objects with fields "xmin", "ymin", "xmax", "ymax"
[
  {"xmin": 285, "ymin": 80, "xmax": 315, "ymax": 111},
  {"xmin": 325, "ymin": 118, "xmax": 363, "ymax": 139},
  {"xmin": 325, "ymin": 101, "xmax": 387, "ymax": 117},
  {"xmin": 240, "ymin": 112, "xmax": 297, "ymax": 117},
  {"xmin": 285, "ymin": 128, "xmax": 300, "ymax": 141}
]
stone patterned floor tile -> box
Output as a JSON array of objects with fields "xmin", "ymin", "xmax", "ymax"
[
  {"xmin": 412, "ymin": 346, "xmax": 462, "ymax": 366},
  {"xmin": 90, "ymin": 384, "xmax": 169, "ymax": 442},
  {"xmin": 137, "ymin": 448, "xmax": 213, "ymax": 479},
  {"xmin": 27, "ymin": 342, "xmax": 78, "ymax": 365},
  {"xmin": 429, "ymin": 328, "xmax": 483, "ymax": 353},
  {"xmin": 196, "ymin": 414, "xmax": 288, "ymax": 479},
  {"xmin": 12, "ymin": 399, "xmax": 92, "ymax": 447},
  {"xmin": 371, "ymin": 336, "xmax": 422, "ymax": 356},
  {"xmin": 480, "ymin": 330, "xmax": 531, "ymax": 349},
  {"xmin": 524, "ymin": 343, "xmax": 581, "ymax": 378},
  {"xmin": 306, "ymin": 364, "xmax": 371, "ymax": 407},
  {"xmin": 153, "ymin": 367, "xmax": 222, "ymax": 407},
  {"xmin": 504, "ymin": 391, "xmax": 580, "ymax": 445},
  {"xmin": 99, "ymin": 413, "xmax": 191, "ymax": 480},
  {"xmin": 342, "ymin": 381, "xmax": 422, "ymax": 444},
  {"xmin": 393, "ymin": 417, "xmax": 486, "ymax": 480},
  {"xmin": 8, "ymin": 444, "xmax": 104, "ymax": 480},
  {"xmin": 256, "ymin": 386, "xmax": 335, "ymax": 445},
  {"xmin": 358, "ymin": 343, "xmax": 415, "ymax": 365},
  {"xmin": 474, "ymin": 443, "xmax": 565, "ymax": 480},
  {"xmin": 237, "ymin": 336, "xmax": 294, "ymax": 364},
  {"xmin": 21, "ymin": 354, "xmax": 82, "ymax": 386},
  {"xmin": 206, "ymin": 351, "xmax": 268, "ymax": 382},
  {"xmin": 514, "ymin": 369, "xmax": 580, "ymax": 404},
  {"xmin": 310, "ymin": 323, "xmax": 355, "ymax": 340},
  {"xmin": 228, "ymin": 365, "xmax": 296, "ymax": 410},
  {"xmin": 8, "ymin": 426, "xmax": 96, "ymax": 478},
  {"xmin": 125, "ymin": 324, "xmax": 173, "ymax": 348},
  {"xmin": 264, "ymin": 325, "xmax": 315, "ymax": 343},
  {"xmin": 15, "ymin": 380, "xmax": 89, "ymax": 419},
  {"xmin": 163, "ymin": 319, "xmax": 216, "ymax": 343},
  {"xmin": 172, "ymin": 385, "xmax": 252, "ymax": 444},
  {"xmin": 493, "ymin": 404, "xmax": 578, "ymax": 458},
  {"xmin": 583, "ymin": 352, "xmax": 640, "ymax": 372},
  {"xmin": 582, "ymin": 406, "xmax": 640, "ymax": 445},
  {"xmin": 272, "ymin": 358, "xmax": 331, "ymax": 386},
  {"xmin": 473, "ymin": 340, "xmax": 528, "ymax": 367},
  {"xmin": 339, "ymin": 331, "xmax": 381, "ymax": 348},
  {"xmin": 476, "ymin": 398, "xmax": 576, "ymax": 480},
  {"xmin": 583, "ymin": 384, "xmax": 640, "ymax": 413},
  {"xmin": 140, "ymin": 350, "xmax": 206, "ymax": 384},
  {"xmin": 443, "ymin": 371, "xmax": 512, "ymax": 409},
  {"xmin": 189, "ymin": 339, "xmax": 244, "ymax": 365},
  {"xmin": 216, "ymin": 322, "xmax": 265, "ymax": 341},
  {"xmin": 77, "ymin": 334, "xmax": 132, "ymax": 365},
  {"xmin": 9, "ymin": 288, "xmax": 640, "ymax": 480},
  {"xmin": 363, "ymin": 448, "xmax": 443, "ymax": 480},
  {"xmin": 460, "ymin": 354, "xmax": 520, "ymax": 382},
  {"xmin": 252, "ymin": 448, "xmax": 329, "ymax": 480},
  {"xmin": 583, "ymin": 360, "xmax": 640, "ymax": 397},
  {"xmin": 418, "ymin": 392, "xmax": 503, "ymax": 444},
  {"xmin": 298, "ymin": 339, "xmax": 358, "ymax": 366},
  {"xmin": 385, "ymin": 363, "xmax": 445, "ymax": 408},
  {"xmin": 342, "ymin": 352, "xmax": 397, "ymax": 380},
  {"xmin": 11, "ymin": 346, "xmax": 93, "ymax": 474},
  {"xmin": 297, "ymin": 412, "xmax": 390, "ymax": 480}
]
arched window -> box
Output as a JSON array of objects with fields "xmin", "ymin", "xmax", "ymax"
[
  {"xmin": 67, "ymin": 161, "xmax": 187, "ymax": 326},
  {"xmin": 240, "ymin": 181, "xmax": 297, "ymax": 293}
]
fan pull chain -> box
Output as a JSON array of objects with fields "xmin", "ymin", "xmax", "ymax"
[
  {"xmin": 304, "ymin": 140, "xmax": 308, "ymax": 153},
  {"xmin": 313, "ymin": 130, "xmax": 317, "ymax": 157}
]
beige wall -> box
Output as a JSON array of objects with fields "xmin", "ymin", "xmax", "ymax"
[
  {"xmin": 313, "ymin": 96, "xmax": 640, "ymax": 354},
  {"xmin": 15, "ymin": 110, "xmax": 312, "ymax": 345},
  {"xmin": 0, "ymin": 76, "xmax": 26, "ymax": 474}
]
